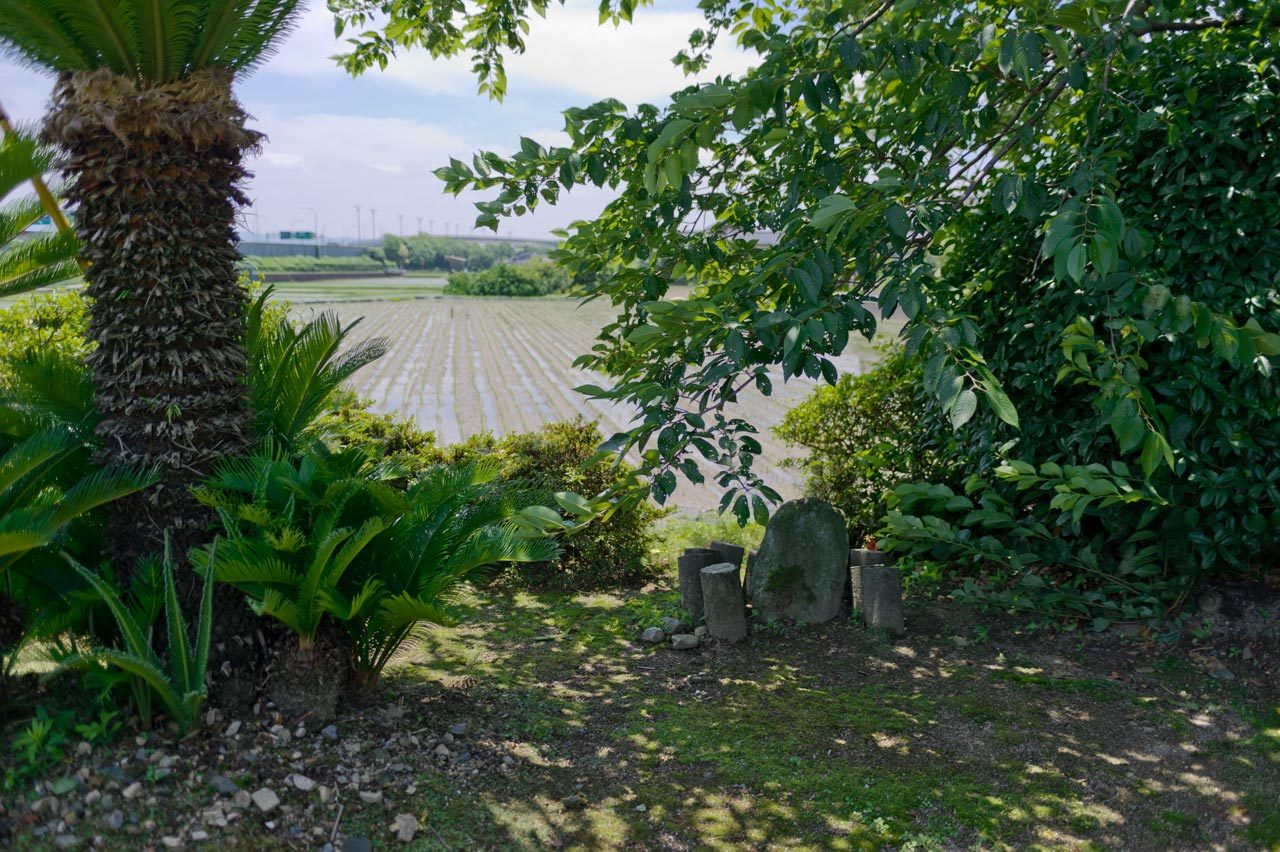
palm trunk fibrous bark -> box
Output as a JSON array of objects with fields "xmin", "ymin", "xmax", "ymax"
[{"xmin": 44, "ymin": 68, "xmax": 257, "ymax": 577}]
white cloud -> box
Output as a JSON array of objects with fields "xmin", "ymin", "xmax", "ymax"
[{"xmin": 272, "ymin": 2, "xmax": 754, "ymax": 105}]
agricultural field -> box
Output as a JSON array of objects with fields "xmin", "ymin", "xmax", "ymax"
[
  {"xmin": 262, "ymin": 274, "xmax": 447, "ymax": 302},
  {"xmin": 304, "ymin": 294, "xmax": 895, "ymax": 512}
]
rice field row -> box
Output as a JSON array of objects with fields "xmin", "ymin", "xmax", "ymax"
[{"xmin": 304, "ymin": 295, "xmax": 890, "ymax": 513}]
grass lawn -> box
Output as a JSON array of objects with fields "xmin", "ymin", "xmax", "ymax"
[{"xmin": 8, "ymin": 575, "xmax": 1276, "ymax": 850}]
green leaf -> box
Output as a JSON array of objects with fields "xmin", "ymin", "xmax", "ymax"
[
  {"xmin": 950, "ymin": 389, "xmax": 978, "ymax": 429},
  {"xmin": 1109, "ymin": 397, "xmax": 1145, "ymax": 453},
  {"xmin": 810, "ymin": 194, "xmax": 857, "ymax": 231}
]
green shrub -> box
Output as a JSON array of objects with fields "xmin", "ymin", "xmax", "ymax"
[
  {"xmin": 381, "ymin": 234, "xmax": 548, "ymax": 272},
  {"xmin": 51, "ymin": 539, "xmax": 214, "ymax": 734},
  {"xmin": 445, "ymin": 259, "xmax": 571, "ymax": 296},
  {"xmin": 444, "ymin": 420, "xmax": 663, "ymax": 589},
  {"xmin": 0, "ymin": 290, "xmax": 90, "ymax": 372},
  {"xmin": 319, "ymin": 407, "xmax": 663, "ymax": 590},
  {"xmin": 776, "ymin": 347, "xmax": 956, "ymax": 544},
  {"xmin": 196, "ymin": 444, "xmax": 563, "ymax": 692},
  {"xmin": 880, "ymin": 39, "xmax": 1280, "ymax": 621}
]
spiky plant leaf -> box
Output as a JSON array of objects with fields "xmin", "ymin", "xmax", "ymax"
[{"xmin": 0, "ymin": 0, "xmax": 302, "ymax": 82}]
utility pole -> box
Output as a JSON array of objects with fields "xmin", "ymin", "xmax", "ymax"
[
  {"xmin": 398, "ymin": 213, "xmax": 404, "ymax": 236},
  {"xmin": 354, "ymin": 204, "xmax": 362, "ymax": 241},
  {"xmin": 370, "ymin": 208, "xmax": 377, "ymax": 240},
  {"xmin": 416, "ymin": 216, "xmax": 422, "ymax": 235},
  {"xmin": 428, "ymin": 219, "xmax": 434, "ymax": 235}
]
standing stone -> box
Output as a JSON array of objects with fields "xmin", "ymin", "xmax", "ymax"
[
  {"xmin": 861, "ymin": 561, "xmax": 905, "ymax": 636},
  {"xmin": 709, "ymin": 541, "xmax": 746, "ymax": 573},
  {"xmin": 849, "ymin": 549, "xmax": 891, "ymax": 611},
  {"xmin": 700, "ymin": 563, "xmax": 748, "ymax": 643},
  {"xmin": 744, "ymin": 551, "xmax": 757, "ymax": 602},
  {"xmin": 678, "ymin": 548, "xmax": 717, "ymax": 622},
  {"xmin": 750, "ymin": 499, "xmax": 848, "ymax": 624}
]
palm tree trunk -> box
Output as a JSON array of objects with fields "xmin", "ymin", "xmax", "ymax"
[{"xmin": 43, "ymin": 68, "xmax": 256, "ymax": 576}]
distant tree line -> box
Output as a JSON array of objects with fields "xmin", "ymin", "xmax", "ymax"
[{"xmin": 381, "ymin": 234, "xmax": 550, "ymax": 271}]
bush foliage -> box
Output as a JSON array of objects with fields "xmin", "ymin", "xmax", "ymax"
[
  {"xmin": 444, "ymin": 259, "xmax": 571, "ymax": 297},
  {"xmin": 776, "ymin": 347, "xmax": 955, "ymax": 544},
  {"xmin": 241, "ymin": 255, "xmax": 388, "ymax": 274}
]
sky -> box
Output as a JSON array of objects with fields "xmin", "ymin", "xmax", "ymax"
[{"xmin": 0, "ymin": 1, "xmax": 752, "ymax": 241}]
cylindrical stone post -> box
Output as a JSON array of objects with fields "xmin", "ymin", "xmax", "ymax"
[
  {"xmin": 849, "ymin": 548, "xmax": 891, "ymax": 611},
  {"xmin": 678, "ymin": 548, "xmax": 717, "ymax": 622},
  {"xmin": 700, "ymin": 563, "xmax": 747, "ymax": 643},
  {"xmin": 860, "ymin": 557, "xmax": 905, "ymax": 636},
  {"xmin": 709, "ymin": 540, "xmax": 746, "ymax": 572}
]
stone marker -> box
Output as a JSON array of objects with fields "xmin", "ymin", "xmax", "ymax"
[
  {"xmin": 709, "ymin": 540, "xmax": 746, "ymax": 572},
  {"xmin": 750, "ymin": 499, "xmax": 849, "ymax": 624},
  {"xmin": 700, "ymin": 563, "xmax": 748, "ymax": 643},
  {"xmin": 860, "ymin": 561, "xmax": 905, "ymax": 636},
  {"xmin": 744, "ymin": 551, "xmax": 757, "ymax": 602},
  {"xmin": 849, "ymin": 548, "xmax": 891, "ymax": 611},
  {"xmin": 678, "ymin": 548, "xmax": 717, "ymax": 622}
]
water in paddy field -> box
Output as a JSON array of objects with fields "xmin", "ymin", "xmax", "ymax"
[{"xmin": 299, "ymin": 295, "xmax": 888, "ymax": 514}]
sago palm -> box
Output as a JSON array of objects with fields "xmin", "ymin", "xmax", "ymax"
[
  {"xmin": 0, "ymin": 0, "xmax": 302, "ymax": 575},
  {"xmin": 0, "ymin": 129, "xmax": 78, "ymax": 297}
]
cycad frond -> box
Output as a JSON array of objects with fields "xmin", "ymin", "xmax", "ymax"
[
  {"xmin": 0, "ymin": 0, "xmax": 303, "ymax": 82},
  {"xmin": 0, "ymin": 129, "xmax": 79, "ymax": 298}
]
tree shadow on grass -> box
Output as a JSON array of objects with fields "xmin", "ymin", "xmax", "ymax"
[{"xmin": 379, "ymin": 589, "xmax": 1280, "ymax": 850}]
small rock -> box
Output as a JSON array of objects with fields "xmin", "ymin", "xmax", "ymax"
[
  {"xmin": 342, "ymin": 838, "xmax": 373, "ymax": 852},
  {"xmin": 54, "ymin": 835, "xmax": 79, "ymax": 850},
  {"xmin": 320, "ymin": 725, "xmax": 338, "ymax": 741},
  {"xmin": 289, "ymin": 774, "xmax": 316, "ymax": 792},
  {"xmin": 224, "ymin": 721, "xmax": 241, "ymax": 737},
  {"xmin": 1242, "ymin": 646, "xmax": 1254, "ymax": 661},
  {"xmin": 121, "ymin": 783, "xmax": 142, "ymax": 800},
  {"xmin": 104, "ymin": 810, "xmax": 124, "ymax": 831},
  {"xmin": 434, "ymin": 744, "xmax": 451, "ymax": 758},
  {"xmin": 84, "ymin": 790, "xmax": 101, "ymax": 807},
  {"xmin": 670, "ymin": 633, "xmax": 699, "ymax": 650},
  {"xmin": 448, "ymin": 722, "xmax": 469, "ymax": 737},
  {"xmin": 76, "ymin": 741, "xmax": 92, "ymax": 757},
  {"xmin": 561, "ymin": 793, "xmax": 587, "ymax": 810},
  {"xmin": 269, "ymin": 725, "xmax": 291, "ymax": 744},
  {"xmin": 660, "ymin": 617, "xmax": 688, "ymax": 635},
  {"xmin": 232, "ymin": 790, "xmax": 252, "ymax": 809},
  {"xmin": 693, "ymin": 625, "xmax": 708, "ymax": 639},
  {"xmin": 206, "ymin": 774, "xmax": 239, "ymax": 795},
  {"xmin": 502, "ymin": 756, "xmax": 515, "ymax": 767},
  {"xmin": 1209, "ymin": 667, "xmax": 1236, "ymax": 681},
  {"xmin": 635, "ymin": 803, "xmax": 647, "ymax": 812},
  {"xmin": 456, "ymin": 752, "xmax": 472, "ymax": 764},
  {"xmin": 390, "ymin": 813, "xmax": 418, "ymax": 843},
  {"xmin": 31, "ymin": 796, "xmax": 59, "ymax": 816},
  {"xmin": 443, "ymin": 733, "xmax": 455, "ymax": 745},
  {"xmin": 251, "ymin": 788, "xmax": 279, "ymax": 813},
  {"xmin": 318, "ymin": 786, "xmax": 333, "ymax": 804},
  {"xmin": 160, "ymin": 836, "xmax": 181, "ymax": 849},
  {"xmin": 191, "ymin": 830, "xmax": 209, "ymax": 842},
  {"xmin": 1198, "ymin": 590, "xmax": 1223, "ymax": 615},
  {"xmin": 359, "ymin": 790, "xmax": 383, "ymax": 804},
  {"xmin": 640, "ymin": 627, "xmax": 665, "ymax": 644}
]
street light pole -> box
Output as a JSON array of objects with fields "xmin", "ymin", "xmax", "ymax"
[
  {"xmin": 398, "ymin": 213, "xmax": 404, "ymax": 236},
  {"xmin": 355, "ymin": 204, "xmax": 362, "ymax": 242},
  {"xmin": 416, "ymin": 216, "xmax": 423, "ymax": 235},
  {"xmin": 370, "ymin": 208, "xmax": 377, "ymax": 240}
]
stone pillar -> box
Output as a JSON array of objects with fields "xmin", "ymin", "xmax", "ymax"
[
  {"xmin": 744, "ymin": 551, "xmax": 757, "ymax": 602},
  {"xmin": 678, "ymin": 548, "xmax": 717, "ymax": 622},
  {"xmin": 700, "ymin": 563, "xmax": 747, "ymax": 643},
  {"xmin": 860, "ymin": 559, "xmax": 905, "ymax": 636},
  {"xmin": 709, "ymin": 541, "xmax": 746, "ymax": 573},
  {"xmin": 849, "ymin": 549, "xmax": 891, "ymax": 611}
]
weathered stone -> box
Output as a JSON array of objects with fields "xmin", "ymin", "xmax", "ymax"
[
  {"xmin": 848, "ymin": 549, "xmax": 891, "ymax": 611},
  {"xmin": 206, "ymin": 773, "xmax": 239, "ymax": 795},
  {"xmin": 390, "ymin": 813, "xmax": 418, "ymax": 842},
  {"xmin": 342, "ymin": 838, "xmax": 373, "ymax": 852},
  {"xmin": 659, "ymin": 617, "xmax": 688, "ymax": 635},
  {"xmin": 121, "ymin": 782, "xmax": 142, "ymax": 800},
  {"xmin": 744, "ymin": 551, "xmax": 757, "ymax": 601},
  {"xmin": 860, "ymin": 563, "xmax": 905, "ymax": 636},
  {"xmin": 709, "ymin": 541, "xmax": 746, "ymax": 571},
  {"xmin": 448, "ymin": 722, "xmax": 469, "ymax": 737},
  {"xmin": 250, "ymin": 788, "xmax": 279, "ymax": 813},
  {"xmin": 639, "ymin": 626, "xmax": 665, "ymax": 644},
  {"xmin": 693, "ymin": 625, "xmax": 708, "ymax": 639},
  {"xmin": 358, "ymin": 790, "xmax": 383, "ymax": 804},
  {"xmin": 289, "ymin": 774, "xmax": 316, "ymax": 792},
  {"xmin": 750, "ymin": 499, "xmax": 849, "ymax": 624},
  {"xmin": 678, "ymin": 548, "xmax": 717, "ymax": 622},
  {"xmin": 700, "ymin": 563, "xmax": 748, "ymax": 643},
  {"xmin": 670, "ymin": 633, "xmax": 699, "ymax": 650}
]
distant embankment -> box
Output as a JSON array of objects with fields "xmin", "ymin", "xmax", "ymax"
[{"xmin": 252, "ymin": 269, "xmax": 405, "ymax": 283}]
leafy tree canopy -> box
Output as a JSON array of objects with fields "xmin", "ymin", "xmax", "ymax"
[{"xmin": 349, "ymin": 0, "xmax": 1280, "ymax": 521}]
